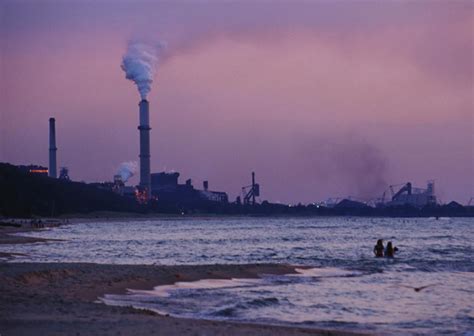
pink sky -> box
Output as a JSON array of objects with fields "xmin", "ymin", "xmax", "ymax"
[{"xmin": 1, "ymin": 1, "xmax": 473, "ymax": 204}]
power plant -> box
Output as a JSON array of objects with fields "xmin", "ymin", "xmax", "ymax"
[
  {"xmin": 12, "ymin": 114, "xmax": 472, "ymax": 217},
  {"xmin": 48, "ymin": 117, "xmax": 57, "ymax": 178},
  {"xmin": 138, "ymin": 99, "xmax": 151, "ymax": 200},
  {"xmin": 41, "ymin": 100, "xmax": 231, "ymax": 208},
  {"xmin": 41, "ymin": 114, "xmax": 450, "ymax": 212}
]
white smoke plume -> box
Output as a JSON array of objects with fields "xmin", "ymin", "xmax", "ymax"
[
  {"xmin": 117, "ymin": 161, "xmax": 138, "ymax": 182},
  {"xmin": 121, "ymin": 41, "xmax": 165, "ymax": 99}
]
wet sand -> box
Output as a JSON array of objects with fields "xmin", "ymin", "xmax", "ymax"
[
  {"xmin": 0, "ymin": 263, "xmax": 371, "ymax": 336},
  {"xmin": 0, "ymin": 220, "xmax": 370, "ymax": 335}
]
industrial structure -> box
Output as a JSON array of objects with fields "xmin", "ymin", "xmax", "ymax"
[
  {"xmin": 42, "ymin": 105, "xmax": 231, "ymax": 208},
  {"xmin": 99, "ymin": 170, "xmax": 229, "ymax": 208},
  {"xmin": 379, "ymin": 181, "xmax": 437, "ymax": 208},
  {"xmin": 59, "ymin": 167, "xmax": 70, "ymax": 180},
  {"xmin": 26, "ymin": 114, "xmax": 473, "ymax": 216},
  {"xmin": 320, "ymin": 180, "xmax": 438, "ymax": 209},
  {"xmin": 321, "ymin": 197, "xmax": 365, "ymax": 208},
  {"xmin": 150, "ymin": 172, "xmax": 228, "ymax": 205},
  {"xmin": 48, "ymin": 117, "xmax": 57, "ymax": 178},
  {"xmin": 40, "ymin": 113, "xmax": 455, "ymax": 214},
  {"xmin": 199, "ymin": 180, "xmax": 228, "ymax": 203},
  {"xmin": 111, "ymin": 175, "xmax": 136, "ymax": 197},
  {"xmin": 242, "ymin": 172, "xmax": 260, "ymax": 205},
  {"xmin": 138, "ymin": 99, "xmax": 151, "ymax": 201}
]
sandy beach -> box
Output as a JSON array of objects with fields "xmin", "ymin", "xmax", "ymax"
[{"xmin": 0, "ymin": 222, "xmax": 369, "ymax": 336}]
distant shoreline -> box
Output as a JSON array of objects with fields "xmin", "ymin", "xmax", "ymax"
[{"xmin": 2, "ymin": 208, "xmax": 474, "ymax": 224}]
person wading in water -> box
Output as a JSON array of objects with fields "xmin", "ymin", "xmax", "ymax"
[
  {"xmin": 373, "ymin": 239, "xmax": 385, "ymax": 257},
  {"xmin": 385, "ymin": 241, "xmax": 399, "ymax": 258}
]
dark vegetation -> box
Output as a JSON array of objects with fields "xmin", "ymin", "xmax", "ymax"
[
  {"xmin": 0, "ymin": 163, "xmax": 143, "ymax": 217},
  {"xmin": 1, "ymin": 163, "xmax": 473, "ymax": 218}
]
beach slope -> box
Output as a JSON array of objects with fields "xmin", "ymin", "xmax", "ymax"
[{"xmin": 0, "ymin": 262, "xmax": 368, "ymax": 336}]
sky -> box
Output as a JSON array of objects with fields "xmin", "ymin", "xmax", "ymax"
[{"xmin": 0, "ymin": 0, "xmax": 473, "ymax": 204}]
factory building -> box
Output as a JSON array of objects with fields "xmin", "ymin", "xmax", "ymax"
[
  {"xmin": 91, "ymin": 175, "xmax": 136, "ymax": 198},
  {"xmin": 151, "ymin": 172, "xmax": 228, "ymax": 205},
  {"xmin": 199, "ymin": 180, "xmax": 228, "ymax": 203},
  {"xmin": 382, "ymin": 181, "xmax": 437, "ymax": 208},
  {"xmin": 112, "ymin": 175, "xmax": 136, "ymax": 198}
]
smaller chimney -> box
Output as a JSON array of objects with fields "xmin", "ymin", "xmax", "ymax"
[
  {"xmin": 49, "ymin": 118, "xmax": 57, "ymax": 178},
  {"xmin": 203, "ymin": 180, "xmax": 209, "ymax": 191}
]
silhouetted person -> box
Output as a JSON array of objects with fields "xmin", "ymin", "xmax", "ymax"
[
  {"xmin": 385, "ymin": 241, "xmax": 398, "ymax": 258},
  {"xmin": 373, "ymin": 239, "xmax": 384, "ymax": 257}
]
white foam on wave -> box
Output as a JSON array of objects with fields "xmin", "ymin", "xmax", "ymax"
[
  {"xmin": 129, "ymin": 278, "xmax": 261, "ymax": 298},
  {"xmin": 100, "ymin": 277, "xmax": 263, "ymax": 318},
  {"xmin": 294, "ymin": 267, "xmax": 361, "ymax": 278},
  {"xmin": 100, "ymin": 295, "xmax": 170, "ymax": 315},
  {"xmin": 119, "ymin": 268, "xmax": 361, "ymax": 300}
]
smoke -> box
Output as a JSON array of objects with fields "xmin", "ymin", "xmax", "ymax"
[
  {"xmin": 327, "ymin": 141, "xmax": 388, "ymax": 199},
  {"xmin": 121, "ymin": 41, "xmax": 165, "ymax": 99},
  {"xmin": 295, "ymin": 135, "xmax": 389, "ymax": 200},
  {"xmin": 117, "ymin": 161, "xmax": 138, "ymax": 182}
]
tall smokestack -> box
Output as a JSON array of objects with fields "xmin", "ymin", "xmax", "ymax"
[
  {"xmin": 138, "ymin": 100, "xmax": 151, "ymax": 199},
  {"xmin": 49, "ymin": 117, "xmax": 57, "ymax": 178}
]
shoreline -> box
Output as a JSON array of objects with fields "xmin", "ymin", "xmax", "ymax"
[
  {"xmin": 0, "ymin": 221, "xmax": 62, "ymax": 258},
  {"xmin": 0, "ymin": 220, "xmax": 372, "ymax": 335},
  {"xmin": 0, "ymin": 262, "xmax": 370, "ymax": 336}
]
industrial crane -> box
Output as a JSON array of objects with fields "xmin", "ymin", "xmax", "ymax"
[
  {"xmin": 242, "ymin": 172, "xmax": 260, "ymax": 206},
  {"xmin": 379, "ymin": 182, "xmax": 411, "ymax": 204},
  {"xmin": 391, "ymin": 182, "xmax": 412, "ymax": 201}
]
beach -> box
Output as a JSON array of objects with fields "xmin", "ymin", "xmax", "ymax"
[
  {"xmin": 0, "ymin": 222, "xmax": 367, "ymax": 336},
  {"xmin": 1, "ymin": 217, "xmax": 472, "ymax": 335}
]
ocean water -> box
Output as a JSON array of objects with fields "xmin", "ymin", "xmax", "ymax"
[{"xmin": 2, "ymin": 217, "xmax": 473, "ymax": 335}]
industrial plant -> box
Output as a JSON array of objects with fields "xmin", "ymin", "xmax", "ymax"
[
  {"xmin": 4, "ymin": 120, "xmax": 474, "ymax": 217},
  {"xmin": 2, "ymin": 41, "xmax": 470, "ymax": 218},
  {"xmin": 5, "ymin": 108, "xmax": 469, "ymax": 219},
  {"xmin": 7, "ymin": 109, "xmax": 468, "ymax": 217}
]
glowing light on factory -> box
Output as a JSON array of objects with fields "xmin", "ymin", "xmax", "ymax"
[{"xmin": 29, "ymin": 169, "xmax": 49, "ymax": 174}]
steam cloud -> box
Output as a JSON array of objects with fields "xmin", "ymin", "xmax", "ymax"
[
  {"xmin": 121, "ymin": 41, "xmax": 165, "ymax": 99},
  {"xmin": 117, "ymin": 161, "xmax": 138, "ymax": 182}
]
